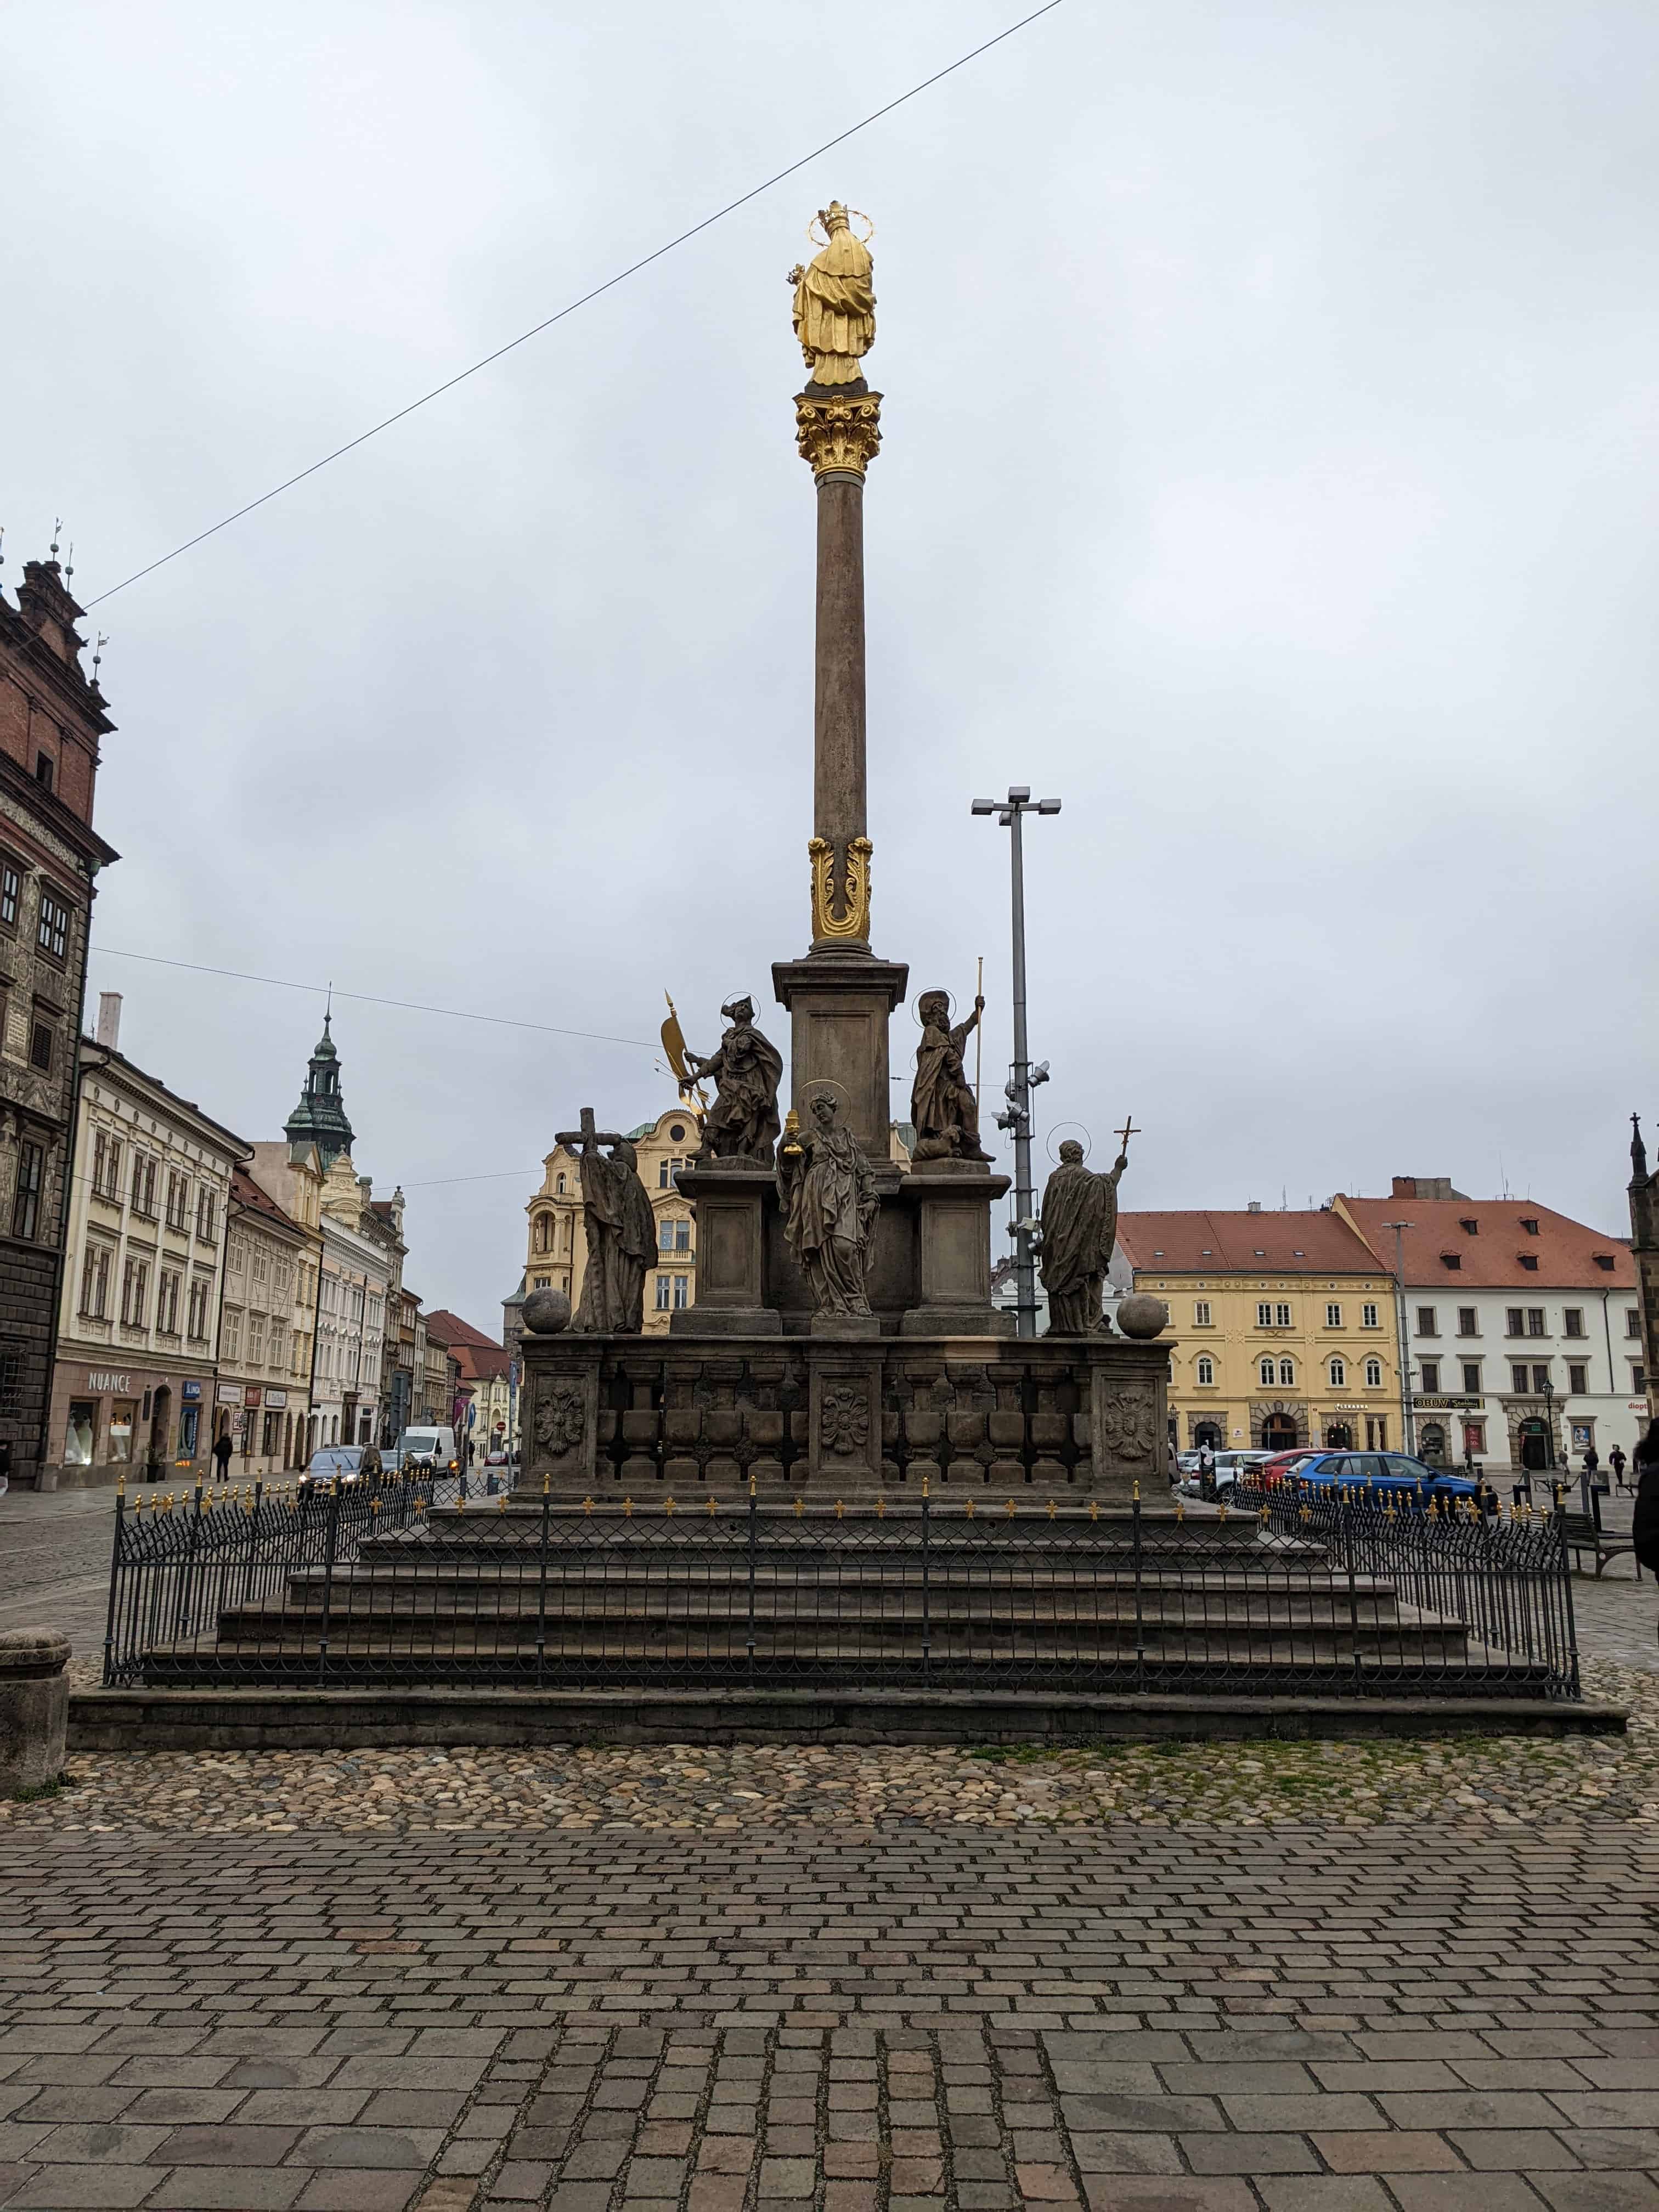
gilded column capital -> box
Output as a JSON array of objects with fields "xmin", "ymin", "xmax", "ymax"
[
  {"xmin": 795, "ymin": 390, "xmax": 882, "ymax": 478},
  {"xmin": 808, "ymin": 834, "xmax": 872, "ymax": 942}
]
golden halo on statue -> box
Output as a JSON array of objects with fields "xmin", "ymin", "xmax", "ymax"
[
  {"xmin": 1045, "ymin": 1121, "xmax": 1093, "ymax": 1165},
  {"xmin": 909, "ymin": 988, "xmax": 956, "ymax": 1026},
  {"xmin": 806, "ymin": 208, "xmax": 876, "ymax": 247},
  {"xmin": 798, "ymin": 1075, "xmax": 855, "ymax": 1120}
]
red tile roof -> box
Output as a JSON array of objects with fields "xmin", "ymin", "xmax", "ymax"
[
  {"xmin": 1337, "ymin": 1195, "xmax": 1634, "ymax": 1290},
  {"xmin": 230, "ymin": 1166, "xmax": 305, "ymax": 1237},
  {"xmin": 423, "ymin": 1310, "xmax": 502, "ymax": 1352},
  {"xmin": 1115, "ymin": 1210, "xmax": 1385, "ymax": 1275},
  {"xmin": 455, "ymin": 1343, "xmax": 511, "ymax": 1385}
]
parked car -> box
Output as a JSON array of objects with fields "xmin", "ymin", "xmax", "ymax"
[
  {"xmin": 300, "ymin": 1444, "xmax": 380, "ymax": 1487},
  {"xmin": 1267, "ymin": 1450, "xmax": 1478, "ymax": 1503},
  {"xmin": 484, "ymin": 1449, "xmax": 507, "ymax": 1468},
  {"xmin": 1257, "ymin": 1448, "xmax": 1321, "ymax": 1482},
  {"xmin": 1180, "ymin": 1450, "xmax": 1274, "ymax": 1498},
  {"xmin": 398, "ymin": 1426, "xmax": 458, "ymax": 1472}
]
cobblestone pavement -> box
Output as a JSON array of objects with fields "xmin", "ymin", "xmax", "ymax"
[{"xmin": 0, "ymin": 1825, "xmax": 1654, "ymax": 2212}]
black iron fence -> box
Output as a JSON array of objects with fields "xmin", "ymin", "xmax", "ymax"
[{"xmin": 101, "ymin": 1475, "xmax": 1580, "ymax": 1701}]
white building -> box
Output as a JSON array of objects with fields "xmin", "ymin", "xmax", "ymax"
[
  {"xmin": 1336, "ymin": 1181, "xmax": 1644, "ymax": 1475},
  {"xmin": 46, "ymin": 1009, "xmax": 246, "ymax": 1485}
]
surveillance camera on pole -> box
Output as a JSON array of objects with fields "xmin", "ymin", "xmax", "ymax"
[{"xmin": 970, "ymin": 786, "xmax": 1062, "ymax": 1338}]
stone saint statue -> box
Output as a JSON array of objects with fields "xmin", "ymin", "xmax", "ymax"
[
  {"xmin": 686, "ymin": 997, "xmax": 784, "ymax": 1164},
  {"xmin": 787, "ymin": 202, "xmax": 874, "ymax": 387},
  {"xmin": 910, "ymin": 991, "xmax": 991, "ymax": 1163},
  {"xmin": 778, "ymin": 1090, "xmax": 879, "ymax": 1316},
  {"xmin": 1039, "ymin": 1138, "xmax": 1129, "ymax": 1336},
  {"xmin": 556, "ymin": 1110, "xmax": 657, "ymax": 1334}
]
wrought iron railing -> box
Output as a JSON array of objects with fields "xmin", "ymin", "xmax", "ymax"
[{"xmin": 100, "ymin": 1475, "xmax": 1580, "ymax": 1701}]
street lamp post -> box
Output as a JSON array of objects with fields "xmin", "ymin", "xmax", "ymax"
[
  {"xmin": 972, "ymin": 786, "xmax": 1061, "ymax": 1339},
  {"xmin": 1382, "ymin": 1220, "xmax": 1415, "ymax": 1454}
]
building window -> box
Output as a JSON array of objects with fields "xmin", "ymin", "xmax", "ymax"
[
  {"xmin": 1526, "ymin": 1308, "xmax": 1546, "ymax": 1336},
  {"xmin": 1328, "ymin": 1356, "xmax": 1346, "ymax": 1388},
  {"xmin": 659, "ymin": 1160, "xmax": 672, "ymax": 1190},
  {"xmin": 1256, "ymin": 1302, "xmax": 1272, "ymax": 1328},
  {"xmin": 555, "ymin": 1172, "xmax": 566, "ymax": 1194},
  {"xmin": 1506, "ymin": 1307, "xmax": 1525, "ymax": 1336},
  {"xmin": 0, "ymin": 1342, "xmax": 22, "ymax": 1419},
  {"xmin": 36, "ymin": 891, "xmax": 70, "ymax": 962},
  {"xmin": 1634, "ymin": 1365, "xmax": 1647, "ymax": 1393},
  {"xmin": 108, "ymin": 1401, "xmax": 136, "ymax": 1464},
  {"xmin": 1521, "ymin": 1216, "xmax": 1540, "ymax": 1235},
  {"xmin": 1628, "ymin": 1310, "xmax": 1643, "ymax": 1339},
  {"xmin": 1416, "ymin": 1307, "xmax": 1438, "ymax": 1338},
  {"xmin": 1459, "ymin": 1216, "xmax": 1479, "ymax": 1235},
  {"xmin": 1325, "ymin": 1302, "xmax": 1342, "ymax": 1328},
  {"xmin": 1440, "ymin": 1252, "xmax": 1462, "ymax": 1270},
  {"xmin": 10, "ymin": 1141, "xmax": 44, "ymax": 1240},
  {"xmin": 156, "ymin": 1271, "xmax": 180, "ymax": 1336},
  {"xmin": 92, "ymin": 1131, "xmax": 123, "ymax": 1200},
  {"xmin": 186, "ymin": 1277, "xmax": 210, "ymax": 1340},
  {"xmin": 120, "ymin": 1257, "xmax": 149, "ymax": 1327},
  {"xmin": 1193, "ymin": 1300, "xmax": 1211, "ymax": 1327},
  {"xmin": 1462, "ymin": 1362, "xmax": 1481, "ymax": 1394},
  {"xmin": 1196, "ymin": 1355, "xmax": 1215, "ymax": 1386},
  {"xmin": 1564, "ymin": 1308, "xmax": 1584, "ymax": 1339},
  {"xmin": 79, "ymin": 1243, "xmax": 112, "ymax": 1318},
  {"xmin": 654, "ymin": 1274, "xmax": 670, "ymax": 1311},
  {"xmin": 249, "ymin": 1317, "xmax": 265, "ymax": 1367},
  {"xmin": 1419, "ymin": 1358, "xmax": 1440, "ymax": 1392},
  {"xmin": 131, "ymin": 1153, "xmax": 158, "ymax": 1219},
  {"xmin": 1593, "ymin": 1252, "xmax": 1615, "ymax": 1271},
  {"xmin": 64, "ymin": 1401, "xmax": 95, "ymax": 1466},
  {"xmin": 1568, "ymin": 1362, "xmax": 1589, "ymax": 1395},
  {"xmin": 1276, "ymin": 1302, "xmax": 1291, "ymax": 1327},
  {"xmin": 659, "ymin": 1221, "xmax": 675, "ymax": 1250},
  {"xmin": 223, "ymin": 1309, "xmax": 241, "ymax": 1361},
  {"xmin": 1510, "ymin": 1362, "xmax": 1531, "ymax": 1394},
  {"xmin": 673, "ymin": 1274, "xmax": 690, "ymax": 1311},
  {"xmin": 35, "ymin": 752, "xmax": 54, "ymax": 793},
  {"xmin": 1362, "ymin": 1303, "xmax": 1379, "ymax": 1329},
  {"xmin": 1259, "ymin": 1357, "xmax": 1275, "ymax": 1387},
  {"xmin": 196, "ymin": 1188, "xmax": 216, "ymax": 1243},
  {"xmin": 166, "ymin": 1173, "xmax": 190, "ymax": 1232},
  {"xmin": 28, "ymin": 1020, "xmax": 54, "ymax": 1074},
  {"xmin": 1278, "ymin": 1357, "xmax": 1295, "ymax": 1386},
  {"xmin": 0, "ymin": 860, "xmax": 19, "ymax": 930},
  {"xmin": 1518, "ymin": 1252, "xmax": 1539, "ymax": 1271},
  {"xmin": 1364, "ymin": 1358, "xmax": 1383, "ymax": 1389},
  {"xmin": 1457, "ymin": 1307, "xmax": 1478, "ymax": 1336},
  {"xmin": 1531, "ymin": 1362, "xmax": 1550, "ymax": 1393}
]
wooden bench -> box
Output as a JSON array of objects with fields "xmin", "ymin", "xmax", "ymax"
[{"xmin": 1558, "ymin": 1509, "xmax": 1635, "ymax": 1578}]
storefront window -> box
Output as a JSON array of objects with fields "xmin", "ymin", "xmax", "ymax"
[
  {"xmin": 179, "ymin": 1406, "xmax": 200, "ymax": 1459},
  {"xmin": 64, "ymin": 1402, "xmax": 95, "ymax": 1465},
  {"xmin": 108, "ymin": 1402, "xmax": 136, "ymax": 1463}
]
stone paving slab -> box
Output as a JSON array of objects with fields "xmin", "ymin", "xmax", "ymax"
[{"xmin": 0, "ymin": 1824, "xmax": 1651, "ymax": 2211}]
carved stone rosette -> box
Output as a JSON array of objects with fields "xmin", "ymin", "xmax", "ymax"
[
  {"xmin": 795, "ymin": 390, "xmax": 882, "ymax": 477},
  {"xmin": 808, "ymin": 833, "xmax": 872, "ymax": 941}
]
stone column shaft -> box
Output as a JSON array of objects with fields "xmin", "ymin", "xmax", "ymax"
[{"xmin": 814, "ymin": 471, "xmax": 867, "ymax": 866}]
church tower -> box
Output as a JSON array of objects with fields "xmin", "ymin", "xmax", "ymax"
[{"xmin": 284, "ymin": 1013, "xmax": 355, "ymax": 1170}]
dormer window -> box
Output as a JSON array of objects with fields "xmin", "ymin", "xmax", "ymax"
[
  {"xmin": 1440, "ymin": 1252, "xmax": 1461, "ymax": 1269},
  {"xmin": 1459, "ymin": 1217, "xmax": 1479, "ymax": 1235},
  {"xmin": 1592, "ymin": 1254, "xmax": 1615, "ymax": 1271},
  {"xmin": 1517, "ymin": 1253, "xmax": 1539, "ymax": 1271},
  {"xmin": 1521, "ymin": 1217, "xmax": 1540, "ymax": 1235}
]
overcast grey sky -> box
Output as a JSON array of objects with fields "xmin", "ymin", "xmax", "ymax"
[{"xmin": 7, "ymin": 1, "xmax": 1656, "ymax": 1333}]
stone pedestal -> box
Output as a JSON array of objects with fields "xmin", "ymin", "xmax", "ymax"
[
  {"xmin": 0, "ymin": 1629, "xmax": 70, "ymax": 1792},
  {"xmin": 896, "ymin": 1162, "xmax": 1015, "ymax": 1338},
  {"xmin": 772, "ymin": 951, "xmax": 907, "ymax": 1160},
  {"xmin": 670, "ymin": 1163, "xmax": 780, "ymax": 1336}
]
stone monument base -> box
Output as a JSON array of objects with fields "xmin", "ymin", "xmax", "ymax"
[{"xmin": 520, "ymin": 1327, "xmax": 1169, "ymax": 1497}]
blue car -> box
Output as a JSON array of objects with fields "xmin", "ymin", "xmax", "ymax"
[{"xmin": 1268, "ymin": 1449, "xmax": 1479, "ymax": 1503}]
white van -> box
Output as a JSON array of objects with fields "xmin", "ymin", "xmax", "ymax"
[{"xmin": 399, "ymin": 1426, "xmax": 458, "ymax": 1472}]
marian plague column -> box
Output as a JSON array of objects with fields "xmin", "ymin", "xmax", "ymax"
[{"xmin": 772, "ymin": 204, "xmax": 908, "ymax": 1160}]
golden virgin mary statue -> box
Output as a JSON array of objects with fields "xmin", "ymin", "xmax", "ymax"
[{"xmin": 788, "ymin": 203, "xmax": 874, "ymax": 387}]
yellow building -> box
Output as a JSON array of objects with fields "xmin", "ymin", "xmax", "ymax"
[
  {"xmin": 526, "ymin": 1106, "xmax": 703, "ymax": 1336},
  {"xmin": 1110, "ymin": 1208, "xmax": 1405, "ymax": 1454}
]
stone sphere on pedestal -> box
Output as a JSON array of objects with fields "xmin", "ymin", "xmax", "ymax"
[
  {"xmin": 521, "ymin": 1287, "xmax": 572, "ymax": 1336},
  {"xmin": 1115, "ymin": 1293, "xmax": 1169, "ymax": 1340}
]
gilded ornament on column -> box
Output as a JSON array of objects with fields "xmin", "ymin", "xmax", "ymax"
[
  {"xmin": 808, "ymin": 834, "xmax": 872, "ymax": 941},
  {"xmin": 794, "ymin": 390, "xmax": 883, "ymax": 477}
]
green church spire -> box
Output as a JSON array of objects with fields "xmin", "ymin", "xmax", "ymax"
[{"xmin": 285, "ymin": 1011, "xmax": 356, "ymax": 1170}]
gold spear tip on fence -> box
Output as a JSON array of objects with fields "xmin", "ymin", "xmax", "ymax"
[
  {"xmin": 794, "ymin": 1496, "xmax": 804, "ymax": 1517},
  {"xmin": 583, "ymin": 1496, "xmax": 593, "ymax": 1514},
  {"xmin": 1005, "ymin": 1498, "xmax": 1015, "ymax": 1516},
  {"xmin": 835, "ymin": 1499, "xmax": 844, "ymax": 1517},
  {"xmin": 706, "ymin": 1494, "xmax": 716, "ymax": 1515},
  {"xmin": 1047, "ymin": 1498, "xmax": 1057, "ymax": 1519},
  {"xmin": 665, "ymin": 1497, "xmax": 675, "ymax": 1515}
]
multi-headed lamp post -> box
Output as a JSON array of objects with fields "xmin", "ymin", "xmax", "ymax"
[{"xmin": 972, "ymin": 786, "xmax": 1061, "ymax": 1339}]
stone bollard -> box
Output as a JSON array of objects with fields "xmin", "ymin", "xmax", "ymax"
[{"xmin": 0, "ymin": 1630, "xmax": 70, "ymax": 1794}]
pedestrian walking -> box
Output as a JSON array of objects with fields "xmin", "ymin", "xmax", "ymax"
[
  {"xmin": 212, "ymin": 1425, "xmax": 233, "ymax": 1480},
  {"xmin": 1583, "ymin": 1442, "xmax": 1600, "ymax": 1485},
  {"xmin": 1610, "ymin": 1443, "xmax": 1628, "ymax": 1491},
  {"xmin": 1197, "ymin": 1438, "xmax": 1216, "ymax": 1496}
]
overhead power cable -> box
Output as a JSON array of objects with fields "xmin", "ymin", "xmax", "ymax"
[
  {"xmin": 86, "ymin": 1, "xmax": 1064, "ymax": 609},
  {"xmin": 90, "ymin": 944, "xmax": 655, "ymax": 1049}
]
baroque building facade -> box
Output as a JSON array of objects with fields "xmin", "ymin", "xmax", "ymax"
[
  {"xmin": 0, "ymin": 550, "xmax": 119, "ymax": 1487},
  {"xmin": 218, "ymin": 1166, "xmax": 321, "ymax": 1477},
  {"xmin": 526, "ymin": 1107, "xmax": 703, "ymax": 1336},
  {"xmin": 1336, "ymin": 1178, "xmax": 1644, "ymax": 1471},
  {"xmin": 1110, "ymin": 1209, "xmax": 1402, "ymax": 1455},
  {"xmin": 45, "ymin": 1007, "xmax": 246, "ymax": 1486}
]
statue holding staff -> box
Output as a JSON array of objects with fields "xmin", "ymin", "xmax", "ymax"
[
  {"xmin": 556, "ymin": 1108, "xmax": 657, "ymax": 1334},
  {"xmin": 683, "ymin": 996, "xmax": 784, "ymax": 1164},
  {"xmin": 1039, "ymin": 1120, "xmax": 1136, "ymax": 1336},
  {"xmin": 910, "ymin": 990, "xmax": 991, "ymax": 1163},
  {"xmin": 778, "ymin": 1090, "xmax": 879, "ymax": 1316}
]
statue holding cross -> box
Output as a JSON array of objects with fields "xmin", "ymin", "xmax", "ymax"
[
  {"xmin": 1038, "ymin": 1117, "xmax": 1136, "ymax": 1337},
  {"xmin": 555, "ymin": 1108, "xmax": 658, "ymax": 1334}
]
